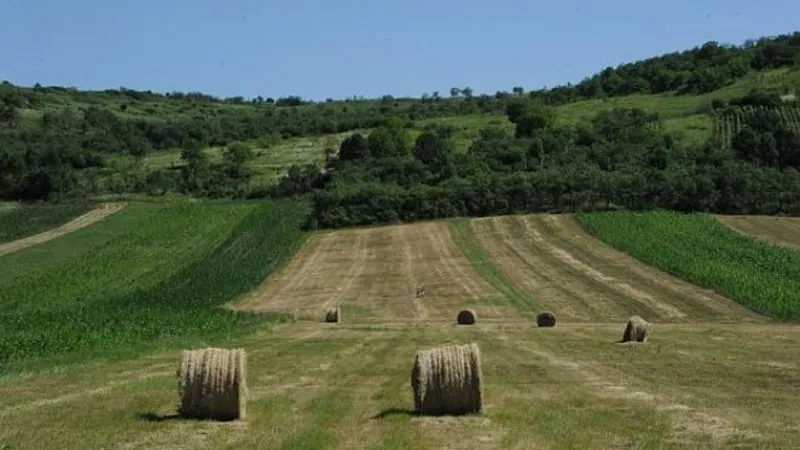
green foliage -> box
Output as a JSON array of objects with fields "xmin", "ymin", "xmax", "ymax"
[
  {"xmin": 0, "ymin": 200, "xmax": 308, "ymax": 374},
  {"xmin": 0, "ymin": 201, "xmax": 91, "ymax": 243},
  {"xmin": 713, "ymin": 105, "xmax": 800, "ymax": 157},
  {"xmin": 2, "ymin": 31, "xmax": 800, "ymax": 205},
  {"xmin": 367, "ymin": 125, "xmax": 411, "ymax": 159},
  {"xmin": 575, "ymin": 211, "xmax": 800, "ymax": 319}
]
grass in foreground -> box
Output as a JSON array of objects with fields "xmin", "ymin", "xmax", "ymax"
[
  {"xmin": 0, "ymin": 322, "xmax": 796, "ymax": 449},
  {"xmin": 0, "ymin": 201, "xmax": 92, "ymax": 243},
  {"xmin": 576, "ymin": 211, "xmax": 800, "ymax": 320},
  {"xmin": 0, "ymin": 200, "xmax": 308, "ymax": 375}
]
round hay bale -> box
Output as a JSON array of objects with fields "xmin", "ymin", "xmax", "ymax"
[
  {"xmin": 536, "ymin": 312, "xmax": 557, "ymax": 327},
  {"xmin": 622, "ymin": 315, "xmax": 649, "ymax": 343},
  {"xmin": 325, "ymin": 307, "xmax": 340, "ymax": 323},
  {"xmin": 456, "ymin": 309, "xmax": 477, "ymax": 325},
  {"xmin": 410, "ymin": 342, "xmax": 483, "ymax": 415},
  {"xmin": 177, "ymin": 347, "xmax": 247, "ymax": 421}
]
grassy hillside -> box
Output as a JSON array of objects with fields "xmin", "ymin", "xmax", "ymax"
[{"xmin": 0, "ymin": 200, "xmax": 308, "ymax": 375}]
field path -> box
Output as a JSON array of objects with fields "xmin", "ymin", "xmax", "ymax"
[
  {"xmin": 466, "ymin": 214, "xmax": 764, "ymax": 323},
  {"xmin": 0, "ymin": 203, "xmax": 126, "ymax": 256},
  {"xmin": 714, "ymin": 214, "xmax": 800, "ymax": 251},
  {"xmin": 233, "ymin": 221, "xmax": 509, "ymax": 321}
]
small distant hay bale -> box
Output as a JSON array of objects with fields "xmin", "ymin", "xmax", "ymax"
[
  {"xmin": 411, "ymin": 342, "xmax": 483, "ymax": 415},
  {"xmin": 536, "ymin": 312, "xmax": 557, "ymax": 327},
  {"xmin": 325, "ymin": 307, "xmax": 341, "ymax": 323},
  {"xmin": 177, "ymin": 347, "xmax": 247, "ymax": 421},
  {"xmin": 622, "ymin": 315, "xmax": 649, "ymax": 343},
  {"xmin": 456, "ymin": 309, "xmax": 477, "ymax": 325}
]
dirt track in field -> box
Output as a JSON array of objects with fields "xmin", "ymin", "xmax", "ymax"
[
  {"xmin": 467, "ymin": 214, "xmax": 765, "ymax": 323},
  {"xmin": 0, "ymin": 203, "xmax": 127, "ymax": 256},
  {"xmin": 715, "ymin": 214, "xmax": 800, "ymax": 251},
  {"xmin": 232, "ymin": 221, "xmax": 509, "ymax": 321}
]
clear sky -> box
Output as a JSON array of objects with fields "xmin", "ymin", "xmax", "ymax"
[{"xmin": 1, "ymin": 0, "xmax": 798, "ymax": 101}]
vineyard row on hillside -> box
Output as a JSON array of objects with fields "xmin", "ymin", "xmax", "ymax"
[{"xmin": 712, "ymin": 104, "xmax": 800, "ymax": 148}]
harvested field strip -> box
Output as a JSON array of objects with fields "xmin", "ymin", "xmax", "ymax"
[
  {"xmin": 462, "ymin": 216, "xmax": 649, "ymax": 321},
  {"xmin": 576, "ymin": 211, "xmax": 800, "ymax": 319},
  {"xmin": 531, "ymin": 215, "xmax": 762, "ymax": 321},
  {"xmin": 235, "ymin": 221, "xmax": 507, "ymax": 321},
  {"xmin": 0, "ymin": 202, "xmax": 125, "ymax": 256},
  {"xmin": 458, "ymin": 214, "xmax": 763, "ymax": 323},
  {"xmin": 715, "ymin": 215, "xmax": 800, "ymax": 251},
  {"xmin": 0, "ymin": 200, "xmax": 308, "ymax": 375},
  {"xmin": 3, "ymin": 322, "xmax": 797, "ymax": 449},
  {"xmin": 448, "ymin": 218, "xmax": 537, "ymax": 317}
]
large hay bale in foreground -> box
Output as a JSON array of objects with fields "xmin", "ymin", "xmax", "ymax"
[
  {"xmin": 536, "ymin": 312, "xmax": 557, "ymax": 327},
  {"xmin": 411, "ymin": 343, "xmax": 483, "ymax": 415},
  {"xmin": 325, "ymin": 307, "xmax": 340, "ymax": 323},
  {"xmin": 456, "ymin": 309, "xmax": 477, "ymax": 325},
  {"xmin": 178, "ymin": 347, "xmax": 247, "ymax": 421},
  {"xmin": 622, "ymin": 315, "xmax": 649, "ymax": 343}
]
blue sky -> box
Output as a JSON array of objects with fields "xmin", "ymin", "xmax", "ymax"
[{"xmin": 1, "ymin": 0, "xmax": 798, "ymax": 101}]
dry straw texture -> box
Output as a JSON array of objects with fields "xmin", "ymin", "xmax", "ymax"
[
  {"xmin": 325, "ymin": 307, "xmax": 341, "ymax": 323},
  {"xmin": 536, "ymin": 312, "xmax": 557, "ymax": 327},
  {"xmin": 456, "ymin": 309, "xmax": 477, "ymax": 325},
  {"xmin": 178, "ymin": 347, "xmax": 248, "ymax": 421},
  {"xmin": 410, "ymin": 342, "xmax": 483, "ymax": 415},
  {"xmin": 622, "ymin": 315, "xmax": 649, "ymax": 343}
]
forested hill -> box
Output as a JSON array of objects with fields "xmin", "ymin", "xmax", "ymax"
[
  {"xmin": 0, "ymin": 30, "xmax": 799, "ymax": 205},
  {"xmin": 533, "ymin": 31, "xmax": 800, "ymax": 104}
]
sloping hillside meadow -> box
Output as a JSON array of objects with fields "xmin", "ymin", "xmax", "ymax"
[{"xmin": 1, "ymin": 204, "xmax": 799, "ymax": 449}]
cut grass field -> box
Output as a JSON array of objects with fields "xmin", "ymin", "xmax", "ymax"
[
  {"xmin": 449, "ymin": 214, "xmax": 762, "ymax": 323},
  {"xmin": 233, "ymin": 221, "xmax": 511, "ymax": 321},
  {"xmin": 2, "ymin": 209, "xmax": 799, "ymax": 449},
  {"xmin": 0, "ymin": 199, "xmax": 308, "ymax": 375},
  {"xmin": 1, "ymin": 321, "xmax": 797, "ymax": 449}
]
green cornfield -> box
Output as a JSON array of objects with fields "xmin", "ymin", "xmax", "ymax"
[
  {"xmin": 576, "ymin": 211, "xmax": 800, "ymax": 320},
  {"xmin": 0, "ymin": 199, "xmax": 309, "ymax": 375},
  {"xmin": 0, "ymin": 201, "xmax": 92, "ymax": 243}
]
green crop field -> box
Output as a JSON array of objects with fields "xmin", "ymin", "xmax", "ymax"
[
  {"xmin": 0, "ymin": 202, "xmax": 91, "ymax": 243},
  {"xmin": 0, "ymin": 199, "xmax": 308, "ymax": 375},
  {"xmin": 576, "ymin": 210, "xmax": 800, "ymax": 319}
]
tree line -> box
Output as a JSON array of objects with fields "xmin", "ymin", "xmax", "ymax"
[
  {"xmin": 266, "ymin": 95, "xmax": 800, "ymax": 229},
  {"xmin": 1, "ymin": 31, "xmax": 799, "ymax": 203}
]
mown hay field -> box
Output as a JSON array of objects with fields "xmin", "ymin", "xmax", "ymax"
[
  {"xmin": 1, "ymin": 322, "xmax": 798, "ymax": 449},
  {"xmin": 2, "ymin": 209, "xmax": 800, "ymax": 449}
]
